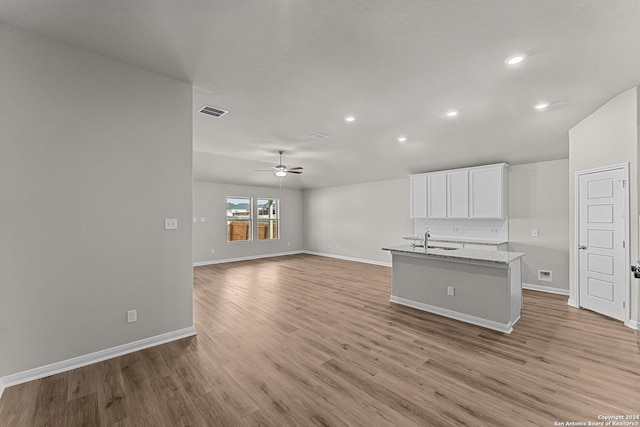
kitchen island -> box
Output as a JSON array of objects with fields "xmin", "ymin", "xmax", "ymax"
[{"xmin": 382, "ymin": 245, "xmax": 525, "ymax": 333}]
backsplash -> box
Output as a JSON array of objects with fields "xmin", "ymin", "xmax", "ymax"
[{"xmin": 414, "ymin": 218, "xmax": 508, "ymax": 241}]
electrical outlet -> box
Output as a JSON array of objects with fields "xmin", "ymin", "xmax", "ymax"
[
  {"xmin": 447, "ymin": 286, "xmax": 455, "ymax": 296},
  {"xmin": 193, "ymin": 217, "xmax": 198, "ymax": 223},
  {"xmin": 164, "ymin": 218, "xmax": 178, "ymax": 230},
  {"xmin": 127, "ymin": 309, "xmax": 137, "ymax": 323},
  {"xmin": 200, "ymin": 217, "xmax": 206, "ymax": 222}
]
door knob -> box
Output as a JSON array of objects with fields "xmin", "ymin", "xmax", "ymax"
[{"xmin": 578, "ymin": 245, "xmax": 587, "ymax": 250}]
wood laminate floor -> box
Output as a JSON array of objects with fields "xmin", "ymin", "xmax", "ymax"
[{"xmin": 1, "ymin": 254, "xmax": 639, "ymax": 426}]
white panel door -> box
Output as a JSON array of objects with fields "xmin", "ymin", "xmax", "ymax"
[
  {"xmin": 427, "ymin": 173, "xmax": 447, "ymax": 219},
  {"xmin": 410, "ymin": 175, "xmax": 427, "ymax": 218},
  {"xmin": 447, "ymin": 170, "xmax": 469, "ymax": 218},
  {"xmin": 469, "ymin": 166, "xmax": 504, "ymax": 219},
  {"xmin": 578, "ymin": 167, "xmax": 627, "ymax": 321}
]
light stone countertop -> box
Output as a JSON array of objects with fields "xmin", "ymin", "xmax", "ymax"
[
  {"xmin": 402, "ymin": 236, "xmax": 508, "ymax": 245},
  {"xmin": 383, "ymin": 244, "xmax": 525, "ymax": 265}
]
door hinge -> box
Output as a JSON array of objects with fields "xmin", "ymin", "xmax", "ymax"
[
  {"xmin": 623, "ymin": 240, "xmax": 626, "ymax": 248},
  {"xmin": 623, "ymin": 301, "xmax": 626, "ymax": 309}
]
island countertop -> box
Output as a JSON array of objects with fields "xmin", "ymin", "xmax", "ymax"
[{"xmin": 383, "ymin": 244, "xmax": 525, "ymax": 265}]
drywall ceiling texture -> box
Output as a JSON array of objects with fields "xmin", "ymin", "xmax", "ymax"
[
  {"xmin": 0, "ymin": 26, "xmax": 194, "ymax": 376},
  {"xmin": 568, "ymin": 87, "xmax": 639, "ymax": 323},
  {"xmin": 303, "ymin": 179, "xmax": 413, "ymax": 264},
  {"xmin": 508, "ymin": 160, "xmax": 570, "ymax": 290},
  {"xmin": 193, "ymin": 182, "xmax": 304, "ymax": 263},
  {"xmin": 1, "ymin": 1, "xmax": 640, "ymax": 189}
]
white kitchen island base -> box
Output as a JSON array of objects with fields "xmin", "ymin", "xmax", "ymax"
[{"xmin": 383, "ymin": 246, "xmax": 524, "ymax": 334}]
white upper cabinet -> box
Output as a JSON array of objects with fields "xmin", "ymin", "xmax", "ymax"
[
  {"xmin": 469, "ymin": 165, "xmax": 507, "ymax": 219},
  {"xmin": 446, "ymin": 170, "xmax": 469, "ymax": 218},
  {"xmin": 427, "ymin": 173, "xmax": 447, "ymax": 219},
  {"xmin": 409, "ymin": 174, "xmax": 427, "ymax": 218},
  {"xmin": 409, "ymin": 163, "xmax": 507, "ymax": 220}
]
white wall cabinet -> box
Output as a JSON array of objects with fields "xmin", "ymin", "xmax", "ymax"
[
  {"xmin": 409, "ymin": 175, "xmax": 427, "ymax": 218},
  {"xmin": 469, "ymin": 165, "xmax": 507, "ymax": 219},
  {"xmin": 446, "ymin": 170, "xmax": 469, "ymax": 218},
  {"xmin": 427, "ymin": 173, "xmax": 447, "ymax": 219},
  {"xmin": 409, "ymin": 163, "xmax": 507, "ymax": 220}
]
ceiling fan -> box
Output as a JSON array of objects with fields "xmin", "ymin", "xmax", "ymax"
[{"xmin": 256, "ymin": 151, "xmax": 303, "ymax": 178}]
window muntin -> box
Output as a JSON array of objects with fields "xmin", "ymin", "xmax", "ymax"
[
  {"xmin": 257, "ymin": 198, "xmax": 278, "ymax": 240},
  {"xmin": 227, "ymin": 197, "xmax": 252, "ymax": 242}
]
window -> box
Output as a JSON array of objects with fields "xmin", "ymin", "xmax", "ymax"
[
  {"xmin": 227, "ymin": 197, "xmax": 252, "ymax": 242},
  {"xmin": 257, "ymin": 198, "xmax": 278, "ymax": 240}
]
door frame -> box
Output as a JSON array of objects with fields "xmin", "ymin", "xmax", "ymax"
[{"xmin": 574, "ymin": 162, "xmax": 630, "ymax": 325}]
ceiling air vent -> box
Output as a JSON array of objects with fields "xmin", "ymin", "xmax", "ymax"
[{"xmin": 199, "ymin": 105, "xmax": 228, "ymax": 118}]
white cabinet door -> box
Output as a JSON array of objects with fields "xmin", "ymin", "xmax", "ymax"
[
  {"xmin": 409, "ymin": 175, "xmax": 427, "ymax": 218},
  {"xmin": 427, "ymin": 173, "xmax": 447, "ymax": 218},
  {"xmin": 447, "ymin": 170, "xmax": 469, "ymax": 218},
  {"xmin": 469, "ymin": 166, "xmax": 505, "ymax": 219}
]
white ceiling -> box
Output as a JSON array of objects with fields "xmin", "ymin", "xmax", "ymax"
[{"xmin": 3, "ymin": 1, "xmax": 640, "ymax": 189}]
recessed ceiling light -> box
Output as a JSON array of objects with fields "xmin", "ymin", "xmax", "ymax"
[
  {"xmin": 534, "ymin": 102, "xmax": 550, "ymax": 110},
  {"xmin": 446, "ymin": 110, "xmax": 459, "ymax": 117},
  {"xmin": 505, "ymin": 54, "xmax": 526, "ymax": 65},
  {"xmin": 397, "ymin": 136, "xmax": 407, "ymax": 143},
  {"xmin": 345, "ymin": 116, "xmax": 356, "ymax": 122}
]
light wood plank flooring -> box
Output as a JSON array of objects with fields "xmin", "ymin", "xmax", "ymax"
[{"xmin": 1, "ymin": 254, "xmax": 639, "ymax": 426}]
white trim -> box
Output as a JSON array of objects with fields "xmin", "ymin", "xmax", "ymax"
[
  {"xmin": 522, "ymin": 282, "xmax": 570, "ymax": 296},
  {"xmin": 625, "ymin": 319, "xmax": 639, "ymax": 330},
  {"xmin": 0, "ymin": 326, "xmax": 196, "ymax": 391},
  {"xmin": 193, "ymin": 251, "xmax": 303, "ymax": 266},
  {"xmin": 303, "ymin": 251, "xmax": 392, "ymax": 267},
  {"xmin": 575, "ymin": 163, "xmax": 630, "ymax": 323},
  {"xmin": 567, "ymin": 298, "xmax": 578, "ymax": 308},
  {"xmin": 0, "ymin": 377, "xmax": 4, "ymax": 399},
  {"xmin": 389, "ymin": 295, "xmax": 515, "ymax": 334}
]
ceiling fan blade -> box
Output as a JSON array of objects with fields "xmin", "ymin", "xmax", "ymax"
[
  {"xmin": 254, "ymin": 169, "xmax": 275, "ymax": 172},
  {"xmin": 288, "ymin": 170, "xmax": 303, "ymax": 174},
  {"xmin": 288, "ymin": 166, "xmax": 303, "ymax": 170}
]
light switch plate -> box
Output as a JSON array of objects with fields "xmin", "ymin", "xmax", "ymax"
[
  {"xmin": 531, "ymin": 229, "xmax": 539, "ymax": 237},
  {"xmin": 200, "ymin": 217, "xmax": 206, "ymax": 222},
  {"xmin": 165, "ymin": 218, "xmax": 178, "ymax": 230},
  {"xmin": 193, "ymin": 217, "xmax": 198, "ymax": 222}
]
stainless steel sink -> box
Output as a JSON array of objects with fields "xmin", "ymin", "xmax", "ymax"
[{"xmin": 411, "ymin": 244, "xmax": 458, "ymax": 250}]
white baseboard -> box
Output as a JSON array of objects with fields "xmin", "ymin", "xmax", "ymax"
[
  {"xmin": 389, "ymin": 295, "xmax": 515, "ymax": 334},
  {"xmin": 303, "ymin": 251, "xmax": 392, "ymax": 267},
  {"xmin": 625, "ymin": 319, "xmax": 639, "ymax": 330},
  {"xmin": 567, "ymin": 298, "xmax": 578, "ymax": 308},
  {"xmin": 193, "ymin": 251, "xmax": 303, "ymax": 266},
  {"xmin": 0, "ymin": 326, "xmax": 196, "ymax": 393},
  {"xmin": 522, "ymin": 282, "xmax": 570, "ymax": 296}
]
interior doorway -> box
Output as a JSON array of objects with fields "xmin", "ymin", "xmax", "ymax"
[{"xmin": 576, "ymin": 163, "xmax": 629, "ymax": 322}]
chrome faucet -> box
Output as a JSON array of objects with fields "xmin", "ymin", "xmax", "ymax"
[{"xmin": 413, "ymin": 234, "xmax": 423, "ymax": 248}]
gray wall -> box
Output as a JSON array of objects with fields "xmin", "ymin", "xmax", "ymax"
[
  {"xmin": 0, "ymin": 26, "xmax": 194, "ymax": 376},
  {"xmin": 568, "ymin": 86, "xmax": 639, "ymax": 322},
  {"xmin": 193, "ymin": 182, "xmax": 304, "ymax": 263},
  {"xmin": 508, "ymin": 160, "xmax": 570, "ymax": 291},
  {"xmin": 303, "ymin": 179, "xmax": 413, "ymax": 264}
]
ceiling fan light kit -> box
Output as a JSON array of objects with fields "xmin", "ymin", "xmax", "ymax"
[{"xmin": 256, "ymin": 150, "xmax": 303, "ymax": 181}]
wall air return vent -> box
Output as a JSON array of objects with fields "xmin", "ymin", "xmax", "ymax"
[{"xmin": 199, "ymin": 105, "xmax": 228, "ymax": 118}]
